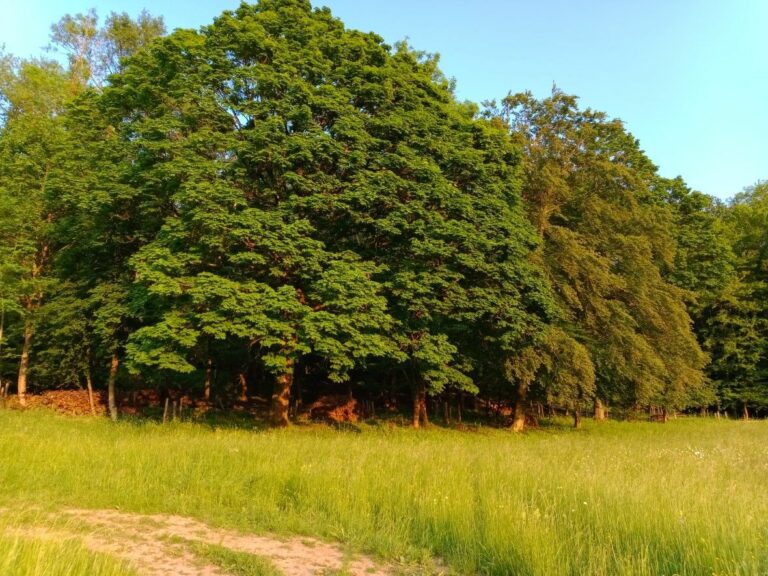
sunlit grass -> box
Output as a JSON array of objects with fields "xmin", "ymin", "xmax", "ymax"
[
  {"xmin": 0, "ymin": 512, "xmax": 136, "ymax": 576},
  {"xmin": 0, "ymin": 410, "xmax": 765, "ymax": 575},
  {"xmin": 188, "ymin": 542, "xmax": 281, "ymax": 576}
]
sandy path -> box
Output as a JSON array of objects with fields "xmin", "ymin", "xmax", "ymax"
[{"xmin": 11, "ymin": 508, "xmax": 398, "ymax": 576}]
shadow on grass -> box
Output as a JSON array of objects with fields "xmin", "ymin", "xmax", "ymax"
[
  {"xmin": 113, "ymin": 409, "xmax": 589, "ymax": 435},
  {"xmin": 114, "ymin": 409, "xmax": 271, "ymax": 432}
]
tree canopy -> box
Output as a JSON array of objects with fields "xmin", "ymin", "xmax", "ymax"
[{"xmin": 0, "ymin": 0, "xmax": 764, "ymax": 426}]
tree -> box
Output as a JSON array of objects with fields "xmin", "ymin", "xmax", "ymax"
[
  {"xmin": 0, "ymin": 58, "xmax": 71, "ymax": 405},
  {"xmin": 38, "ymin": 9, "xmax": 167, "ymax": 418},
  {"xmin": 275, "ymin": 30, "xmax": 556, "ymax": 427},
  {"xmin": 708, "ymin": 182, "xmax": 768, "ymax": 416},
  {"xmin": 538, "ymin": 329, "xmax": 595, "ymax": 428},
  {"xmin": 74, "ymin": 4, "xmax": 402, "ymax": 426},
  {"xmin": 46, "ymin": 86, "xmax": 153, "ymax": 421},
  {"xmin": 49, "ymin": 8, "xmax": 165, "ymax": 89},
  {"xmin": 80, "ymin": 0, "xmax": 555, "ymax": 428},
  {"xmin": 663, "ymin": 178, "xmax": 734, "ymax": 411},
  {"xmin": 495, "ymin": 89, "xmax": 707, "ymax": 421}
]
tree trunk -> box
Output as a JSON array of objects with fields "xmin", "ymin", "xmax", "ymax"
[
  {"xmin": 594, "ymin": 398, "xmax": 606, "ymax": 421},
  {"xmin": 743, "ymin": 403, "xmax": 750, "ymax": 421},
  {"xmin": 85, "ymin": 365, "xmax": 96, "ymax": 416},
  {"xmin": 238, "ymin": 371, "xmax": 248, "ymax": 402},
  {"xmin": 204, "ymin": 358, "xmax": 213, "ymax": 401},
  {"xmin": 16, "ymin": 320, "xmax": 33, "ymax": 407},
  {"xmin": 270, "ymin": 359, "xmax": 293, "ymax": 427},
  {"xmin": 107, "ymin": 352, "xmax": 119, "ymax": 422},
  {"xmin": 163, "ymin": 397, "xmax": 169, "ymax": 423},
  {"xmin": 511, "ymin": 380, "xmax": 527, "ymax": 432},
  {"xmin": 412, "ymin": 381, "xmax": 428, "ymax": 429},
  {"xmin": 573, "ymin": 408, "xmax": 582, "ymax": 429}
]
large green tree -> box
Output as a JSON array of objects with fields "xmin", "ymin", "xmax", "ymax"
[
  {"xmin": 46, "ymin": 92, "xmax": 137, "ymax": 420},
  {"xmin": 663, "ymin": 178, "xmax": 734, "ymax": 411},
  {"xmin": 34, "ymin": 9, "xmax": 166, "ymax": 418},
  {"xmin": 496, "ymin": 89, "xmax": 707, "ymax": 421},
  {"xmin": 0, "ymin": 57, "xmax": 71, "ymax": 405},
  {"xmin": 78, "ymin": 0, "xmax": 554, "ymax": 427},
  {"xmin": 710, "ymin": 182, "xmax": 768, "ymax": 416},
  {"xmin": 665, "ymin": 178, "xmax": 768, "ymax": 416},
  {"xmin": 70, "ymin": 3, "xmax": 402, "ymax": 426}
]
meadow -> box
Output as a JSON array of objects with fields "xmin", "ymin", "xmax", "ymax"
[{"xmin": 0, "ymin": 410, "xmax": 765, "ymax": 575}]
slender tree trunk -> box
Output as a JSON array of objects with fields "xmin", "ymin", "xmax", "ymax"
[
  {"xmin": 16, "ymin": 234, "xmax": 50, "ymax": 408},
  {"xmin": 238, "ymin": 371, "xmax": 248, "ymax": 402},
  {"xmin": 204, "ymin": 358, "xmax": 213, "ymax": 401},
  {"xmin": 573, "ymin": 408, "xmax": 582, "ymax": 429},
  {"xmin": 163, "ymin": 397, "xmax": 169, "ymax": 423},
  {"xmin": 16, "ymin": 320, "xmax": 33, "ymax": 407},
  {"xmin": 511, "ymin": 380, "xmax": 527, "ymax": 432},
  {"xmin": 107, "ymin": 352, "xmax": 119, "ymax": 422},
  {"xmin": 270, "ymin": 359, "xmax": 293, "ymax": 427},
  {"xmin": 743, "ymin": 403, "xmax": 750, "ymax": 421},
  {"xmin": 412, "ymin": 381, "xmax": 428, "ymax": 429},
  {"xmin": 594, "ymin": 398, "xmax": 606, "ymax": 421},
  {"xmin": 85, "ymin": 365, "xmax": 96, "ymax": 416}
]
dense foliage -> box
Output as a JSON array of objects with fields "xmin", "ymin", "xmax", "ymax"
[{"xmin": 0, "ymin": 0, "xmax": 765, "ymax": 426}]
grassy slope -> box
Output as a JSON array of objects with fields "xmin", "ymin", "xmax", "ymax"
[{"xmin": 0, "ymin": 410, "xmax": 766, "ymax": 575}]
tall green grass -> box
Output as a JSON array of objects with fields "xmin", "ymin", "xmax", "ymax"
[
  {"xmin": 0, "ymin": 410, "xmax": 765, "ymax": 575},
  {"xmin": 0, "ymin": 508, "xmax": 137, "ymax": 575},
  {"xmin": 0, "ymin": 532, "xmax": 136, "ymax": 576}
]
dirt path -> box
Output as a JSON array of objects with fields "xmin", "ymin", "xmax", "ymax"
[{"xmin": 14, "ymin": 508, "xmax": 401, "ymax": 576}]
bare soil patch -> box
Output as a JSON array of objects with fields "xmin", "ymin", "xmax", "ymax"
[
  {"xmin": 35, "ymin": 508, "xmax": 397, "ymax": 576},
  {"xmin": 6, "ymin": 509, "xmax": 402, "ymax": 576}
]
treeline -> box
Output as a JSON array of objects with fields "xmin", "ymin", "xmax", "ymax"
[{"xmin": 0, "ymin": 0, "xmax": 765, "ymax": 428}]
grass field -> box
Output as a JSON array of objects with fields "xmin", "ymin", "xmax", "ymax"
[
  {"xmin": 0, "ymin": 410, "xmax": 765, "ymax": 575},
  {"xmin": 0, "ymin": 535, "xmax": 136, "ymax": 576}
]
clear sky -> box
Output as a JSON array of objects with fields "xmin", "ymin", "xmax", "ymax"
[{"xmin": 1, "ymin": 0, "xmax": 765, "ymax": 199}]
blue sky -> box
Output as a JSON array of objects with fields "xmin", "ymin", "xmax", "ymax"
[{"xmin": 1, "ymin": 0, "xmax": 765, "ymax": 199}]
